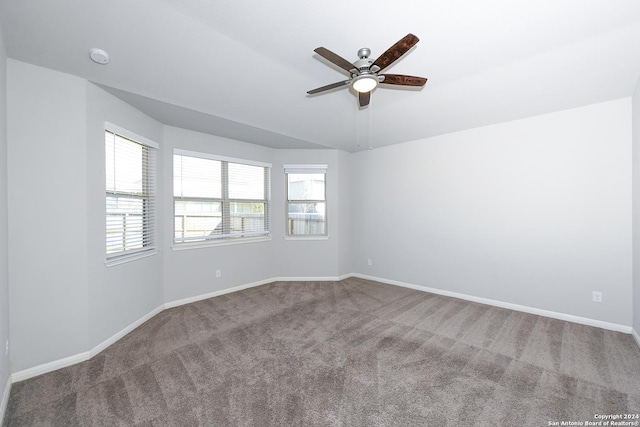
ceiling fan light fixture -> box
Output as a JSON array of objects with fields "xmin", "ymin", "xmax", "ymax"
[{"xmin": 352, "ymin": 75, "xmax": 378, "ymax": 93}]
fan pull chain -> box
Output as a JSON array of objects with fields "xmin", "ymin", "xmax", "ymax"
[
  {"xmin": 368, "ymin": 100, "xmax": 373, "ymax": 150},
  {"xmin": 356, "ymin": 99, "xmax": 361, "ymax": 149},
  {"xmin": 355, "ymin": 98, "xmax": 374, "ymax": 150}
]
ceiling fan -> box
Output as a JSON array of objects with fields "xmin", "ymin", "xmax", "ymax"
[{"xmin": 307, "ymin": 33, "xmax": 427, "ymax": 107}]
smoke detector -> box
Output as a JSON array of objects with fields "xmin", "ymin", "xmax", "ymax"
[{"xmin": 89, "ymin": 48, "xmax": 110, "ymax": 65}]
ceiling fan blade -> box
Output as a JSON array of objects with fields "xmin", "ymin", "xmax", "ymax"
[
  {"xmin": 372, "ymin": 33, "xmax": 420, "ymax": 73},
  {"xmin": 314, "ymin": 47, "xmax": 356, "ymax": 73},
  {"xmin": 380, "ymin": 74, "xmax": 427, "ymax": 87},
  {"xmin": 358, "ymin": 91, "xmax": 371, "ymax": 107},
  {"xmin": 307, "ymin": 80, "xmax": 350, "ymax": 94}
]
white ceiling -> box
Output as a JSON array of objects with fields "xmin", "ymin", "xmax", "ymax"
[{"xmin": 2, "ymin": 0, "xmax": 640, "ymax": 152}]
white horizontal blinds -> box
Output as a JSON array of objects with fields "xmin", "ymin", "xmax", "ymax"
[
  {"xmin": 174, "ymin": 154, "xmax": 223, "ymax": 242},
  {"xmin": 174, "ymin": 150, "xmax": 271, "ymax": 244},
  {"xmin": 227, "ymin": 162, "xmax": 270, "ymax": 239},
  {"xmin": 105, "ymin": 129, "xmax": 157, "ymax": 257},
  {"xmin": 284, "ymin": 164, "xmax": 328, "ymax": 175},
  {"xmin": 285, "ymin": 164, "xmax": 327, "ymax": 236},
  {"xmin": 174, "ymin": 155, "xmax": 222, "ymax": 198}
]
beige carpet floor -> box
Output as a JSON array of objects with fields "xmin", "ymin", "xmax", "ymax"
[{"xmin": 4, "ymin": 277, "xmax": 640, "ymax": 426}]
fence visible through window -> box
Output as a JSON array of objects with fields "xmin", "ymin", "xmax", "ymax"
[{"xmin": 285, "ymin": 165, "xmax": 327, "ymax": 237}]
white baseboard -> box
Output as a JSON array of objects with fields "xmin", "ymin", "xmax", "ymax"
[
  {"xmin": 274, "ymin": 276, "xmax": 343, "ymax": 282},
  {"xmin": 164, "ymin": 278, "xmax": 274, "ymax": 309},
  {"xmin": 11, "ymin": 279, "xmax": 279, "ymax": 383},
  {"xmin": 11, "ymin": 351, "xmax": 90, "ymax": 383},
  {"xmin": 9, "ymin": 274, "xmax": 636, "ymax": 383},
  {"xmin": 0, "ymin": 376, "xmax": 10, "ymax": 426},
  {"xmin": 633, "ymin": 328, "xmax": 640, "ymax": 350},
  {"xmin": 164, "ymin": 276, "xmax": 345, "ymax": 310},
  {"xmin": 11, "ymin": 305, "xmax": 164, "ymax": 383},
  {"xmin": 350, "ymin": 273, "xmax": 633, "ymax": 334},
  {"xmin": 89, "ymin": 305, "xmax": 165, "ymax": 358}
]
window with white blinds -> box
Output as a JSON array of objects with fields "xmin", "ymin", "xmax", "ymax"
[
  {"xmin": 285, "ymin": 164, "xmax": 327, "ymax": 237},
  {"xmin": 173, "ymin": 149, "xmax": 271, "ymax": 245},
  {"xmin": 105, "ymin": 124, "xmax": 158, "ymax": 261}
]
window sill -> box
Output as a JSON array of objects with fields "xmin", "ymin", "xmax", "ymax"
[
  {"xmin": 172, "ymin": 236, "xmax": 272, "ymax": 251},
  {"xmin": 284, "ymin": 235, "xmax": 329, "ymax": 241},
  {"xmin": 105, "ymin": 248, "xmax": 159, "ymax": 267}
]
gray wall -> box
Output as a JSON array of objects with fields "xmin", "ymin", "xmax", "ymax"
[
  {"xmin": 7, "ymin": 60, "xmax": 90, "ymax": 371},
  {"xmin": 337, "ymin": 150, "xmax": 354, "ymax": 277},
  {"xmin": 5, "ymin": 62, "xmax": 349, "ymax": 374},
  {"xmin": 351, "ymin": 98, "xmax": 633, "ymax": 326},
  {"xmin": 3, "ymin": 57, "xmax": 637, "ymax": 377},
  {"xmin": 633, "ymin": 79, "xmax": 640, "ymax": 337},
  {"xmin": 161, "ymin": 128, "xmax": 347, "ymax": 302},
  {"xmin": 6, "ymin": 61, "xmax": 166, "ymax": 372},
  {"xmin": 86, "ymin": 83, "xmax": 164, "ymax": 348},
  {"xmin": 273, "ymin": 149, "xmax": 342, "ymax": 278},
  {"xmin": 0, "ymin": 21, "xmax": 11, "ymax": 410},
  {"xmin": 162, "ymin": 126, "xmax": 278, "ymax": 303}
]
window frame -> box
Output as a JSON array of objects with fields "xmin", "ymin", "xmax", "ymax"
[
  {"xmin": 105, "ymin": 122, "xmax": 159, "ymax": 266},
  {"xmin": 172, "ymin": 148, "xmax": 272, "ymax": 249},
  {"xmin": 285, "ymin": 164, "xmax": 328, "ymax": 239}
]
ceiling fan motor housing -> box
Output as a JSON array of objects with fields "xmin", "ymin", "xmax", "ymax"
[
  {"xmin": 354, "ymin": 60, "xmax": 373, "ymax": 73},
  {"xmin": 354, "ymin": 48, "xmax": 374, "ymax": 73}
]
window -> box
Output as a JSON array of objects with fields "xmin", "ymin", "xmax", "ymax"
[
  {"xmin": 173, "ymin": 149, "xmax": 271, "ymax": 246},
  {"xmin": 285, "ymin": 164, "xmax": 327, "ymax": 237},
  {"xmin": 105, "ymin": 124, "xmax": 158, "ymax": 261}
]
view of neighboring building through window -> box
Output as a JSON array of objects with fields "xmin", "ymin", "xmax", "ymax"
[
  {"xmin": 285, "ymin": 165, "xmax": 327, "ymax": 236},
  {"xmin": 173, "ymin": 149, "xmax": 271, "ymax": 245},
  {"xmin": 105, "ymin": 125, "xmax": 158, "ymax": 259}
]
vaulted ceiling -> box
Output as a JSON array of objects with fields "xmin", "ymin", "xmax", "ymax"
[{"xmin": 2, "ymin": 0, "xmax": 640, "ymax": 152}]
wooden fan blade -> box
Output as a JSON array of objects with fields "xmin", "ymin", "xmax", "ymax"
[
  {"xmin": 307, "ymin": 80, "xmax": 350, "ymax": 95},
  {"xmin": 358, "ymin": 91, "xmax": 371, "ymax": 107},
  {"xmin": 372, "ymin": 34, "xmax": 419, "ymax": 72},
  {"xmin": 314, "ymin": 47, "xmax": 356, "ymax": 73},
  {"xmin": 380, "ymin": 74, "xmax": 427, "ymax": 87}
]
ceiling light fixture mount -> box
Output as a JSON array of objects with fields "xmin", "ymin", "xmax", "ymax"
[{"xmin": 89, "ymin": 48, "xmax": 110, "ymax": 65}]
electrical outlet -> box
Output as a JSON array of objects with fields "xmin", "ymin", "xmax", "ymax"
[
  {"xmin": 367, "ymin": 259, "xmax": 372, "ymax": 266},
  {"xmin": 216, "ymin": 270, "xmax": 221, "ymax": 278},
  {"xmin": 592, "ymin": 291, "xmax": 602, "ymax": 303}
]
